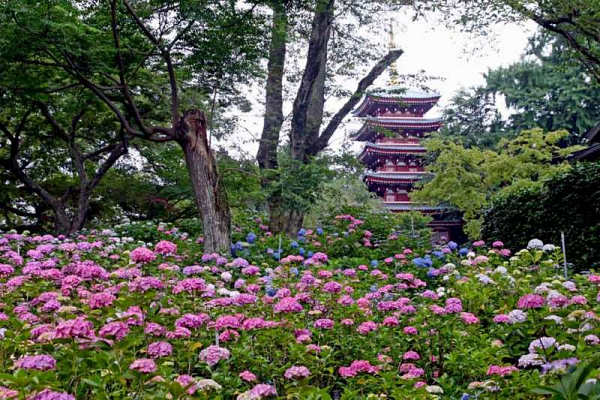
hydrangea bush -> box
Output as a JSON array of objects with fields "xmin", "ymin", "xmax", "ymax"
[{"xmin": 0, "ymin": 215, "xmax": 599, "ymax": 399}]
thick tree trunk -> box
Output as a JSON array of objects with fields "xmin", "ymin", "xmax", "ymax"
[
  {"xmin": 268, "ymin": 197, "xmax": 305, "ymax": 237},
  {"xmin": 289, "ymin": 0, "xmax": 335, "ymax": 163},
  {"xmin": 179, "ymin": 109, "xmax": 231, "ymax": 254},
  {"xmin": 256, "ymin": 0, "xmax": 287, "ymax": 171}
]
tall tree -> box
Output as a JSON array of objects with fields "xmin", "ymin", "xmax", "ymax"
[
  {"xmin": 0, "ymin": 93, "xmax": 128, "ymax": 234},
  {"xmin": 257, "ymin": 0, "xmax": 408, "ymax": 235},
  {"xmin": 0, "ymin": 0, "xmax": 265, "ymax": 252}
]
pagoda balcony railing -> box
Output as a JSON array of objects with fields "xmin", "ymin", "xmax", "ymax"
[
  {"xmin": 375, "ymin": 166, "xmax": 424, "ymax": 173},
  {"xmin": 377, "ymin": 138, "xmax": 421, "ymax": 145}
]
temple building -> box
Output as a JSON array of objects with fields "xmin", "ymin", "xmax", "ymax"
[{"xmin": 352, "ymin": 28, "xmax": 463, "ymax": 241}]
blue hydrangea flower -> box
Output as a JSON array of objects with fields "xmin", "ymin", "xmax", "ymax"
[
  {"xmin": 370, "ymin": 284, "xmax": 378, "ymax": 292},
  {"xmin": 299, "ymin": 248, "xmax": 305, "ymax": 256},
  {"xmin": 459, "ymin": 248, "xmax": 469, "ymax": 256},
  {"xmin": 307, "ymin": 251, "xmax": 314, "ymax": 258},
  {"xmin": 448, "ymin": 241, "xmax": 458, "ymax": 250},
  {"xmin": 371, "ymin": 260, "xmax": 378, "ymax": 267},
  {"xmin": 316, "ymin": 227, "xmax": 324, "ymax": 235},
  {"xmin": 246, "ymin": 232, "xmax": 257, "ymax": 244},
  {"xmin": 297, "ymin": 228, "xmax": 307, "ymax": 236},
  {"xmin": 433, "ymin": 251, "xmax": 444, "ymax": 259},
  {"xmin": 290, "ymin": 267, "xmax": 299, "ymax": 276},
  {"xmin": 291, "ymin": 241, "xmax": 299, "ymax": 248},
  {"xmin": 266, "ymin": 286, "xmax": 277, "ymax": 297}
]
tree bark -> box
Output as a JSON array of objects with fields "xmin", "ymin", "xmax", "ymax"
[
  {"xmin": 178, "ymin": 109, "xmax": 231, "ymax": 253},
  {"xmin": 256, "ymin": 0, "xmax": 288, "ymax": 171},
  {"xmin": 289, "ymin": 0, "xmax": 335, "ymax": 163}
]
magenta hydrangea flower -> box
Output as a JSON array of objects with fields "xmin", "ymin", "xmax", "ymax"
[
  {"xmin": 239, "ymin": 370, "xmax": 257, "ymax": 382},
  {"xmin": 14, "ymin": 355, "xmax": 56, "ymax": 371},
  {"xmin": 314, "ymin": 318, "xmax": 334, "ymax": 330},
  {"xmin": 30, "ymin": 389, "xmax": 75, "ymax": 400},
  {"xmin": 147, "ymin": 341, "xmax": 173, "ymax": 358},
  {"xmin": 248, "ymin": 384, "xmax": 277, "ymax": 397},
  {"xmin": 154, "ymin": 240, "xmax": 177, "ymax": 255},
  {"xmin": 199, "ymin": 345, "xmax": 230, "ymax": 366},
  {"xmin": 55, "ymin": 317, "xmax": 94, "ymax": 339},
  {"xmin": 129, "ymin": 358, "xmax": 156, "ymax": 373},
  {"xmin": 99, "ymin": 321, "xmax": 130, "ymax": 341},
  {"xmin": 130, "ymin": 247, "xmax": 156, "ymax": 263},
  {"xmin": 273, "ymin": 297, "xmax": 303, "ymax": 313},
  {"xmin": 517, "ymin": 294, "xmax": 545, "ymax": 309},
  {"xmin": 487, "ymin": 365, "xmax": 518, "ymax": 376}
]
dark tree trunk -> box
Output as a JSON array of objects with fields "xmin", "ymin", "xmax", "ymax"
[
  {"xmin": 268, "ymin": 198, "xmax": 305, "ymax": 237},
  {"xmin": 289, "ymin": 0, "xmax": 335, "ymax": 163},
  {"xmin": 256, "ymin": 0, "xmax": 287, "ymax": 172},
  {"xmin": 178, "ymin": 109, "xmax": 231, "ymax": 253}
]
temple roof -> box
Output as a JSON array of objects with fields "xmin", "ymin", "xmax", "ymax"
[
  {"xmin": 357, "ymin": 143, "xmax": 426, "ymax": 163},
  {"xmin": 382, "ymin": 203, "xmax": 445, "ymax": 211},
  {"xmin": 363, "ymin": 171, "xmax": 428, "ymax": 183},
  {"xmin": 353, "ymin": 117, "xmax": 442, "ymax": 141},
  {"xmin": 353, "ymin": 87, "xmax": 441, "ymax": 117},
  {"xmin": 370, "ymin": 87, "xmax": 440, "ymax": 99}
]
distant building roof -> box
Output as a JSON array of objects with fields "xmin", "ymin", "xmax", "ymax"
[{"xmin": 369, "ymin": 86, "xmax": 440, "ymax": 99}]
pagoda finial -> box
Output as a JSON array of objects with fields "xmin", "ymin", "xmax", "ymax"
[{"xmin": 388, "ymin": 22, "xmax": 399, "ymax": 86}]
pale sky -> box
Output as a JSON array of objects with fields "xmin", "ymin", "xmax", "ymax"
[{"xmin": 219, "ymin": 11, "xmax": 536, "ymax": 157}]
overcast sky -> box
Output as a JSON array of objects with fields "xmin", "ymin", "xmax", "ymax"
[{"xmin": 220, "ymin": 12, "xmax": 537, "ymax": 157}]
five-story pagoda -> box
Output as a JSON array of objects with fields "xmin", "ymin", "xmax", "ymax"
[{"xmin": 353, "ymin": 28, "xmax": 462, "ymax": 241}]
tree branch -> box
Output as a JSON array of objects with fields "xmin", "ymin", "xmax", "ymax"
[{"xmin": 311, "ymin": 49, "xmax": 404, "ymax": 155}]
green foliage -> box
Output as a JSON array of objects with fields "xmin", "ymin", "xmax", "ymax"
[
  {"xmin": 436, "ymin": 33, "xmax": 600, "ymax": 149},
  {"xmin": 482, "ymin": 162, "xmax": 600, "ymax": 271},
  {"xmin": 264, "ymin": 154, "xmax": 334, "ymax": 215},
  {"xmin": 414, "ymin": 128, "xmax": 583, "ymax": 238},
  {"xmin": 532, "ymin": 358, "xmax": 600, "ymax": 400},
  {"xmin": 485, "ymin": 33, "xmax": 600, "ymax": 144},
  {"xmin": 436, "ymin": 86, "xmax": 508, "ymax": 149}
]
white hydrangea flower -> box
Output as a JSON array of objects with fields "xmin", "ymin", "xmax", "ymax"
[
  {"xmin": 543, "ymin": 244, "xmax": 556, "ymax": 252},
  {"xmin": 494, "ymin": 266, "xmax": 507, "ymax": 275},
  {"xmin": 527, "ymin": 239, "xmax": 544, "ymax": 250},
  {"xmin": 544, "ymin": 315, "xmax": 564, "ymax": 324},
  {"xmin": 221, "ymin": 272, "xmax": 232, "ymax": 282},
  {"xmin": 518, "ymin": 353, "xmax": 545, "ymax": 367},
  {"xmin": 425, "ymin": 385, "xmax": 444, "ymax": 394},
  {"xmin": 508, "ymin": 309, "xmax": 528, "ymax": 324},
  {"xmin": 476, "ymin": 274, "xmax": 495, "ymax": 285},
  {"xmin": 557, "ymin": 344, "xmax": 576, "ymax": 351}
]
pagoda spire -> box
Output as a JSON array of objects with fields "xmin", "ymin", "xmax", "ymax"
[{"xmin": 388, "ymin": 22, "xmax": 399, "ymax": 85}]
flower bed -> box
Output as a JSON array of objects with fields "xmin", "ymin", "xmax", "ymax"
[{"xmin": 0, "ymin": 218, "xmax": 599, "ymax": 399}]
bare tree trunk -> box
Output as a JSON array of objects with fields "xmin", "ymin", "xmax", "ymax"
[
  {"xmin": 178, "ymin": 109, "xmax": 231, "ymax": 253},
  {"xmin": 256, "ymin": 0, "xmax": 287, "ymax": 171}
]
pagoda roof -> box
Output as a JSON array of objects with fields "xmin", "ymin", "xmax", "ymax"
[
  {"xmin": 370, "ymin": 87, "xmax": 441, "ymax": 99},
  {"xmin": 382, "ymin": 202, "xmax": 445, "ymax": 212},
  {"xmin": 353, "ymin": 87, "xmax": 441, "ymax": 117},
  {"xmin": 358, "ymin": 143, "xmax": 426, "ymax": 162},
  {"xmin": 363, "ymin": 171, "xmax": 428, "ymax": 183},
  {"xmin": 353, "ymin": 117, "xmax": 442, "ymax": 141}
]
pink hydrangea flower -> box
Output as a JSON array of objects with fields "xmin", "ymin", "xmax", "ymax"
[
  {"xmin": 147, "ymin": 341, "xmax": 173, "ymax": 358},
  {"xmin": 129, "ymin": 358, "xmax": 156, "ymax": 373},
  {"xmin": 154, "ymin": 240, "xmax": 177, "ymax": 255},
  {"xmin": 517, "ymin": 294, "xmax": 545, "ymax": 309},
  {"xmin": 239, "ymin": 370, "xmax": 257, "ymax": 382},
  {"xmin": 284, "ymin": 365, "xmax": 311, "ymax": 380},
  {"xmin": 130, "ymin": 247, "xmax": 156, "ymax": 263},
  {"xmin": 14, "ymin": 355, "xmax": 56, "ymax": 371},
  {"xmin": 199, "ymin": 345, "xmax": 230, "ymax": 366},
  {"xmin": 314, "ymin": 318, "xmax": 334, "ymax": 330}
]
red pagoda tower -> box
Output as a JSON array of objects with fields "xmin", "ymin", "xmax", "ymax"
[{"xmin": 353, "ymin": 30, "xmax": 462, "ymax": 241}]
